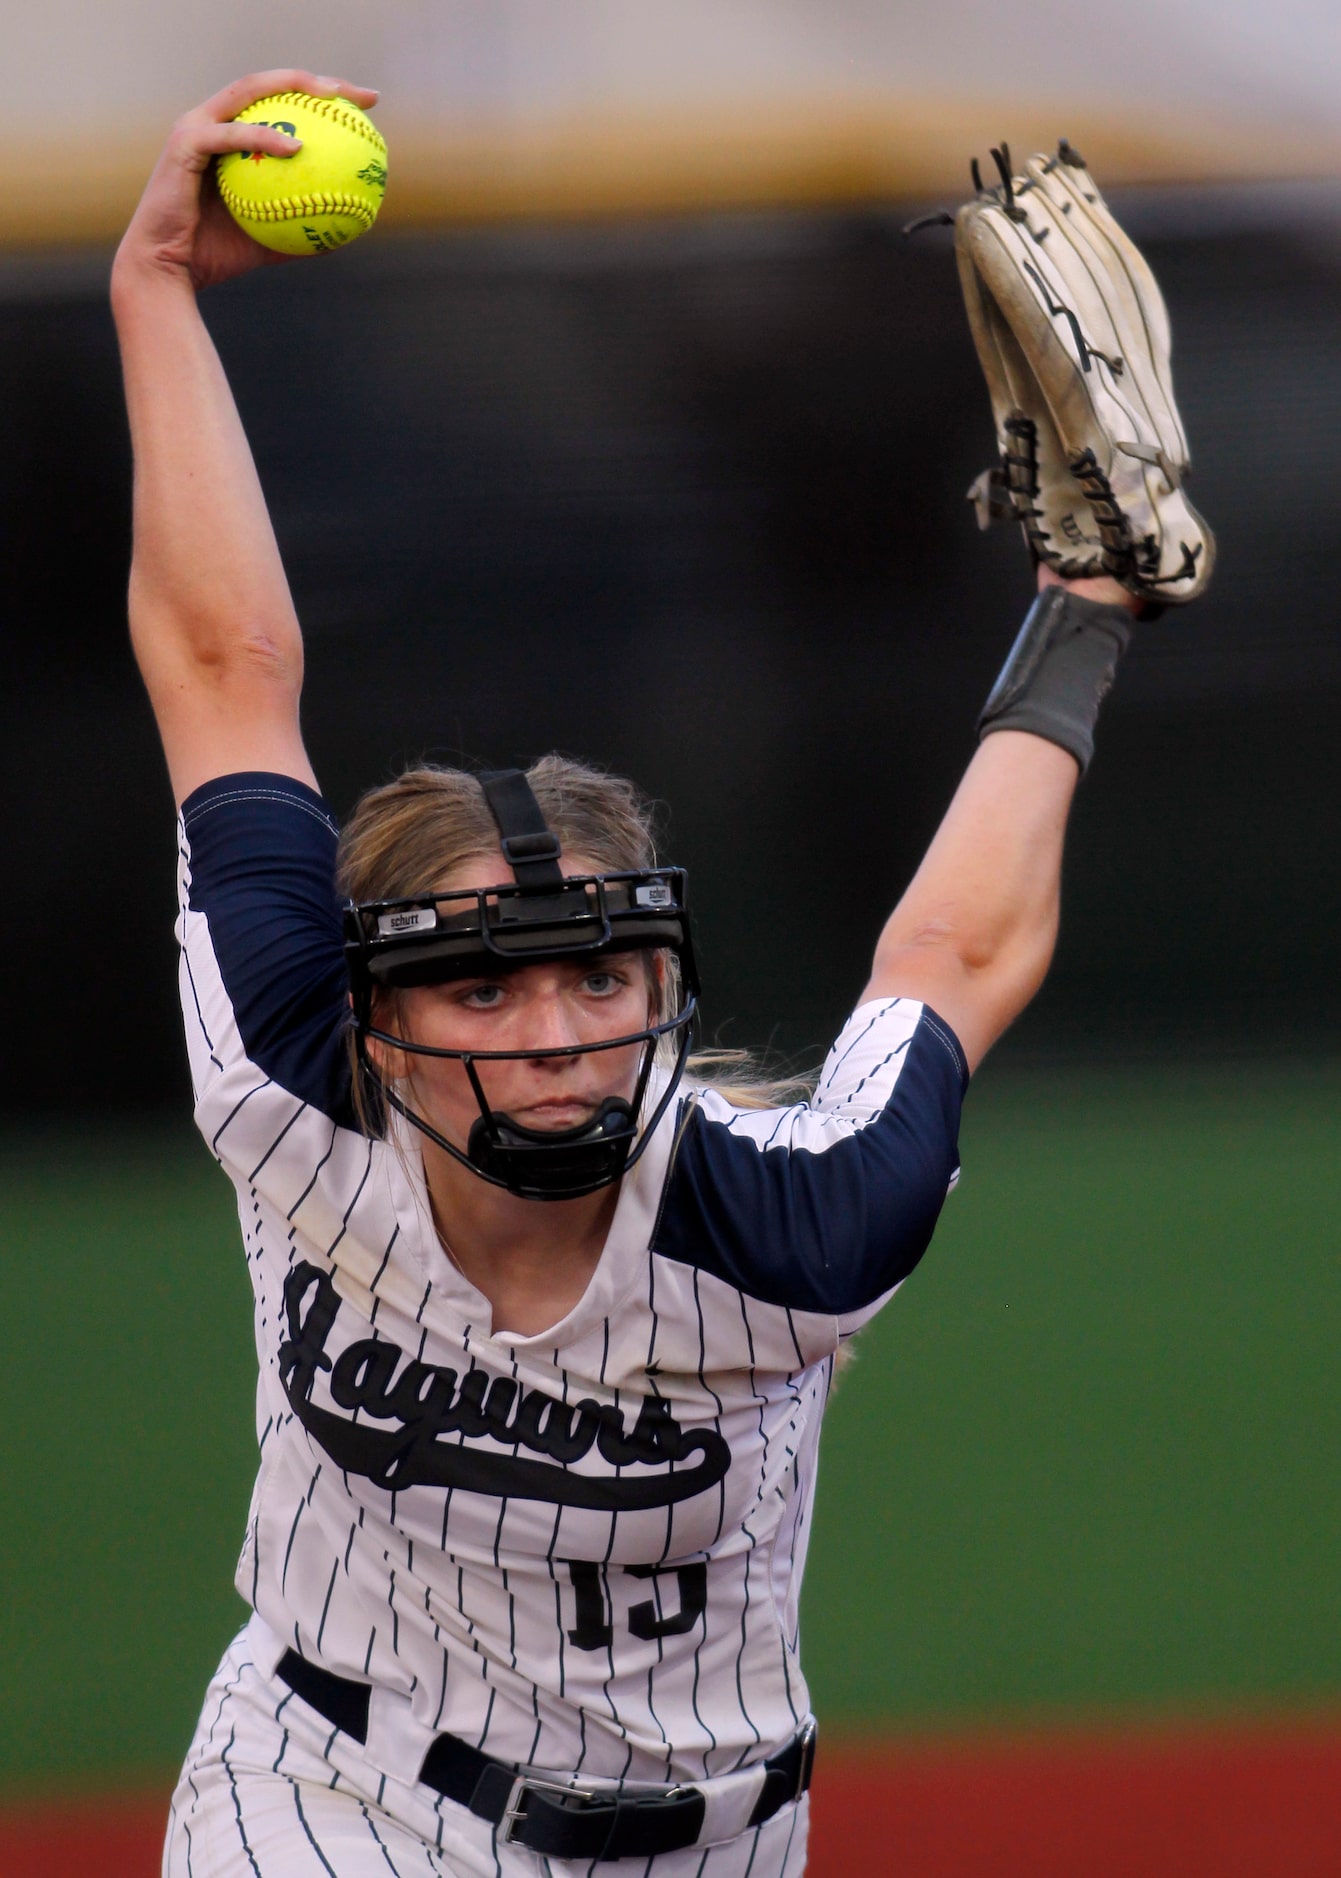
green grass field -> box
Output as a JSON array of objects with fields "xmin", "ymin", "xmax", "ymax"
[
  {"xmin": 3, "ymin": 1060, "xmax": 1339, "ymax": 1793},
  {"xmin": 805, "ymin": 1061, "xmax": 1341, "ymax": 1726}
]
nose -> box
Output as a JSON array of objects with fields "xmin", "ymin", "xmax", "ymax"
[{"xmin": 523, "ymin": 988, "xmax": 586, "ymax": 1065}]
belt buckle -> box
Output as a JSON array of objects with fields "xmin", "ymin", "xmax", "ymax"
[
  {"xmin": 501, "ymin": 1773, "xmax": 698, "ymax": 1851},
  {"xmin": 794, "ymin": 1718, "xmax": 818, "ymax": 1803},
  {"xmin": 499, "ymin": 1773, "xmax": 591, "ymax": 1848}
]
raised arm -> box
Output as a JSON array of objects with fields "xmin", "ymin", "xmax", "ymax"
[
  {"xmin": 110, "ymin": 72, "xmax": 377, "ymax": 804},
  {"xmin": 863, "ymin": 568, "xmax": 1139, "ymax": 1071}
]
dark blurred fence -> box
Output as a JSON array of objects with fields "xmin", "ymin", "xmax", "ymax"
[{"xmin": 3, "ymin": 187, "xmax": 1339, "ymax": 1116}]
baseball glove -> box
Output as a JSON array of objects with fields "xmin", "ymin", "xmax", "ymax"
[{"xmin": 920, "ymin": 141, "xmax": 1214, "ymax": 604}]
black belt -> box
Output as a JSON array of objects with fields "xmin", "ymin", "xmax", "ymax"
[{"xmin": 277, "ymin": 1648, "xmax": 816, "ymax": 1862}]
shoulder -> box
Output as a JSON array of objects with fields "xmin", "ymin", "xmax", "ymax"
[
  {"xmin": 650, "ymin": 1000, "xmax": 967, "ymax": 1317},
  {"xmin": 181, "ymin": 771, "xmax": 340, "ymax": 878},
  {"xmin": 177, "ymin": 770, "xmax": 354, "ymax": 1127}
]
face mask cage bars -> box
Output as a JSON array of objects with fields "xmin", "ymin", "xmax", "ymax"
[{"xmin": 343, "ymin": 868, "xmax": 700, "ymax": 1202}]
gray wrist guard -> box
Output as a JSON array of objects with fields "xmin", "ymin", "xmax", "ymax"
[{"xmin": 977, "ymin": 586, "xmax": 1133, "ymax": 774}]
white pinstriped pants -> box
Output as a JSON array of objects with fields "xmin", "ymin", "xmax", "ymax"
[{"xmin": 163, "ymin": 1628, "xmax": 810, "ymax": 1878}]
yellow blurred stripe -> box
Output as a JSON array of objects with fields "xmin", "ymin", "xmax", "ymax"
[{"xmin": 3, "ymin": 97, "xmax": 1336, "ymax": 246}]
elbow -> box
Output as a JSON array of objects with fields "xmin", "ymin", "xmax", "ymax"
[
  {"xmin": 877, "ymin": 915, "xmax": 1002, "ymax": 979},
  {"xmin": 867, "ymin": 917, "xmax": 1059, "ymax": 1044},
  {"xmin": 129, "ymin": 588, "xmax": 303, "ymax": 694},
  {"xmin": 881, "ymin": 891, "xmax": 1061, "ymax": 982},
  {"xmin": 195, "ymin": 623, "xmax": 303, "ymax": 691}
]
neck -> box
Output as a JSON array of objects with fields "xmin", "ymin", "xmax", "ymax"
[{"xmin": 420, "ymin": 1135, "xmax": 619, "ymax": 1338}]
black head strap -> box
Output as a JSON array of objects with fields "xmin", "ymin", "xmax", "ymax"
[{"xmin": 478, "ymin": 770, "xmax": 564, "ymax": 892}]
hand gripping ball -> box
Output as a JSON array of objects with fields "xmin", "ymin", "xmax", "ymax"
[{"xmin": 216, "ymin": 92, "xmax": 388, "ymax": 255}]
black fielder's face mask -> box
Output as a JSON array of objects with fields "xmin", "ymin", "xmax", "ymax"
[{"xmin": 342, "ymin": 770, "xmax": 699, "ymax": 1202}]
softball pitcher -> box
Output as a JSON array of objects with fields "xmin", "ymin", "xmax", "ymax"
[{"xmin": 110, "ymin": 72, "xmax": 1209, "ymax": 1878}]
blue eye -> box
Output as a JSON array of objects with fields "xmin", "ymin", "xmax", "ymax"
[{"xmin": 462, "ymin": 982, "xmax": 504, "ymax": 1007}]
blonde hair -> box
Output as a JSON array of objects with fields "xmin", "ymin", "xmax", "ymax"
[{"xmin": 336, "ymin": 754, "xmax": 814, "ymax": 1123}]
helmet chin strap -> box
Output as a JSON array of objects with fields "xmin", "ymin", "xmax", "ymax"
[
  {"xmin": 466, "ymin": 1096, "xmax": 637, "ymax": 1198},
  {"xmin": 360, "ymin": 1015, "xmax": 692, "ymax": 1202}
]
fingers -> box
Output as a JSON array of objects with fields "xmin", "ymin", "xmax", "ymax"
[
  {"xmin": 163, "ymin": 70, "xmax": 380, "ymax": 174},
  {"xmin": 193, "ymin": 71, "xmax": 380, "ymax": 126},
  {"xmin": 166, "ymin": 119, "xmax": 304, "ymax": 175},
  {"xmin": 313, "ymin": 77, "xmax": 381, "ymax": 110},
  {"xmin": 202, "ymin": 122, "xmax": 304, "ymax": 159}
]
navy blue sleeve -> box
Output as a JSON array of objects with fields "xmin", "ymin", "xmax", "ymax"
[
  {"xmin": 180, "ymin": 773, "xmax": 355, "ymax": 1126},
  {"xmin": 651, "ymin": 1004, "xmax": 967, "ymax": 1317}
]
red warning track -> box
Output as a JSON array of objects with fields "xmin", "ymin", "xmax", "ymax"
[
  {"xmin": 809, "ymin": 1717, "xmax": 1341, "ymax": 1877},
  {"xmin": 4, "ymin": 1716, "xmax": 1340, "ymax": 1877}
]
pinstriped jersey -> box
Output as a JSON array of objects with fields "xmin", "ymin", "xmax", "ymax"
[{"xmin": 176, "ymin": 773, "xmax": 967, "ymax": 1788}]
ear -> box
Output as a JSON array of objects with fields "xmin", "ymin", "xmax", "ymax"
[
  {"xmin": 365, "ymin": 1036, "xmax": 407, "ymax": 1082},
  {"xmin": 363, "ymin": 995, "xmax": 411, "ymax": 1082}
]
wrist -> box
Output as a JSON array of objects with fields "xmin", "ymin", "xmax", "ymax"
[
  {"xmin": 110, "ymin": 243, "xmax": 199, "ymax": 321},
  {"xmin": 978, "ymin": 587, "xmax": 1133, "ymax": 775},
  {"xmin": 1036, "ymin": 563, "xmax": 1143, "ymax": 618}
]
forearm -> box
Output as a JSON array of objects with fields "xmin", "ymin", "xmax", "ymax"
[
  {"xmin": 113, "ymin": 266, "xmax": 306, "ymax": 767},
  {"xmin": 107, "ymin": 73, "xmax": 377, "ymax": 801},
  {"xmin": 863, "ymin": 732, "xmax": 1076, "ymax": 1064},
  {"xmin": 863, "ymin": 571, "xmax": 1138, "ymax": 1069}
]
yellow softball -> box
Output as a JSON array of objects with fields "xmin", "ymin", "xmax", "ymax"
[{"xmin": 216, "ymin": 92, "xmax": 388, "ymax": 256}]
